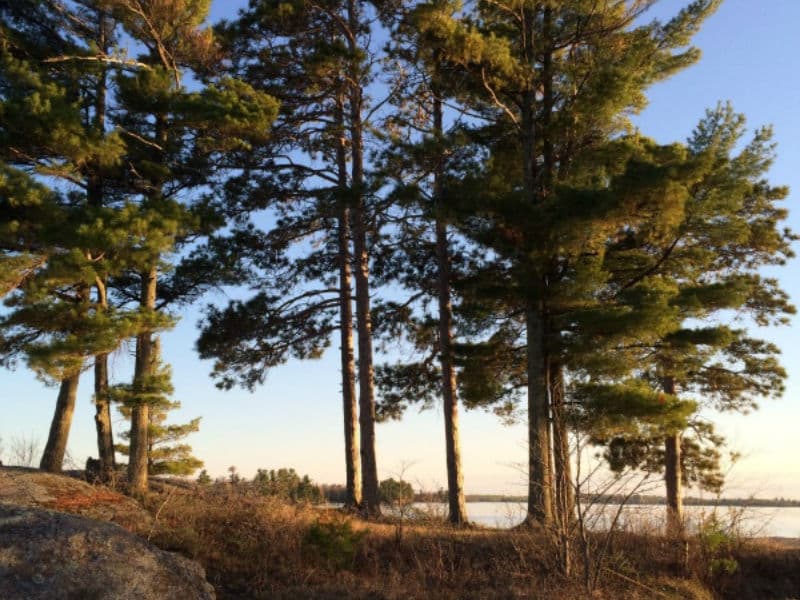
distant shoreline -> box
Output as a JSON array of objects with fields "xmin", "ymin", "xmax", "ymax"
[{"xmin": 456, "ymin": 495, "xmax": 800, "ymax": 508}]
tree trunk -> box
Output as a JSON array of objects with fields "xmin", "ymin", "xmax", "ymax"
[
  {"xmin": 436, "ymin": 220, "xmax": 468, "ymax": 525},
  {"xmin": 128, "ymin": 266, "xmax": 157, "ymax": 495},
  {"xmin": 336, "ymin": 93, "xmax": 361, "ymax": 509},
  {"xmin": 551, "ymin": 360, "xmax": 573, "ymax": 574},
  {"xmin": 339, "ymin": 214, "xmax": 362, "ymax": 508},
  {"xmin": 518, "ymin": 4, "xmax": 553, "ymax": 526},
  {"xmin": 346, "ymin": 0, "xmax": 380, "ymax": 518},
  {"xmin": 94, "ymin": 353, "xmax": 115, "ymax": 479},
  {"xmin": 431, "ymin": 81, "xmax": 467, "ymax": 525},
  {"xmin": 551, "ymin": 361, "xmax": 574, "ymax": 521},
  {"xmin": 40, "ymin": 374, "xmax": 80, "ymax": 472},
  {"xmin": 526, "ymin": 302, "xmax": 553, "ymax": 525},
  {"xmin": 664, "ymin": 432, "xmax": 683, "ymax": 533},
  {"xmin": 541, "ymin": 7, "xmax": 555, "ymax": 199},
  {"xmin": 664, "ymin": 384, "xmax": 683, "ymax": 536},
  {"xmin": 351, "ymin": 131, "xmax": 380, "ymax": 517},
  {"xmin": 663, "ymin": 376, "xmax": 683, "ymax": 535},
  {"xmin": 90, "ymin": 10, "xmax": 114, "ymax": 482}
]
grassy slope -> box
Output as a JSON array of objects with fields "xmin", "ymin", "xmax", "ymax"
[
  {"xmin": 4, "ymin": 469, "xmax": 796, "ymax": 599},
  {"xmin": 137, "ymin": 483, "xmax": 800, "ymax": 600}
]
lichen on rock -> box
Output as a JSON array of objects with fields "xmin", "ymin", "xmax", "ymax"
[{"xmin": 0, "ymin": 504, "xmax": 215, "ymax": 600}]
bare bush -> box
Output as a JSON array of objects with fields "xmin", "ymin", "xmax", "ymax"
[{"xmin": 8, "ymin": 433, "xmax": 40, "ymax": 467}]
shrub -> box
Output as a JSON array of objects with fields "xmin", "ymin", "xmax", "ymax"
[
  {"xmin": 304, "ymin": 519, "xmax": 365, "ymax": 570},
  {"xmin": 379, "ymin": 478, "xmax": 414, "ymax": 506},
  {"xmin": 697, "ymin": 513, "xmax": 739, "ymax": 579}
]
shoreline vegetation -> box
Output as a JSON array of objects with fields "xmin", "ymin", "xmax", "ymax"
[
  {"xmin": 457, "ymin": 495, "xmax": 800, "ymax": 508},
  {"xmin": 317, "ymin": 484, "xmax": 800, "ymax": 508},
  {"xmin": 4, "ymin": 467, "xmax": 800, "ymax": 599},
  {"xmin": 135, "ymin": 475, "xmax": 800, "ymax": 599}
]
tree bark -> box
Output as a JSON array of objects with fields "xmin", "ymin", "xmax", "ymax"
[
  {"xmin": 432, "ymin": 81, "xmax": 468, "ymax": 525},
  {"xmin": 541, "ymin": 6, "xmax": 555, "ymax": 199},
  {"xmin": 94, "ymin": 353, "xmax": 115, "ymax": 479},
  {"xmin": 663, "ymin": 376, "xmax": 683, "ymax": 534},
  {"xmin": 518, "ymin": 4, "xmax": 554, "ymax": 526},
  {"xmin": 90, "ymin": 9, "xmax": 114, "ymax": 482},
  {"xmin": 128, "ymin": 266, "xmax": 157, "ymax": 495},
  {"xmin": 538, "ymin": 10, "xmax": 574, "ymax": 524},
  {"xmin": 336, "ymin": 93, "xmax": 362, "ymax": 509},
  {"xmin": 551, "ymin": 360, "xmax": 573, "ymax": 574},
  {"xmin": 521, "ymin": 62, "xmax": 553, "ymax": 525},
  {"xmin": 437, "ymin": 220, "xmax": 468, "ymax": 525},
  {"xmin": 351, "ymin": 127, "xmax": 380, "ymax": 517},
  {"xmin": 551, "ymin": 361, "xmax": 574, "ymax": 521},
  {"xmin": 526, "ymin": 302, "xmax": 553, "ymax": 524},
  {"xmin": 346, "ymin": 0, "xmax": 380, "ymax": 518},
  {"xmin": 664, "ymin": 432, "xmax": 683, "ymax": 534},
  {"xmin": 40, "ymin": 374, "xmax": 80, "ymax": 472}
]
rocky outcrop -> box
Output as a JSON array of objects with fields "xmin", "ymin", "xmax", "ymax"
[
  {"xmin": 0, "ymin": 504, "xmax": 215, "ymax": 600},
  {"xmin": 0, "ymin": 468, "xmax": 214, "ymax": 599},
  {"xmin": 0, "ymin": 467, "xmax": 150, "ymax": 532}
]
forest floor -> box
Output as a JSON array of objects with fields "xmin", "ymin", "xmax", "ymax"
[{"xmin": 2, "ymin": 468, "xmax": 799, "ymax": 599}]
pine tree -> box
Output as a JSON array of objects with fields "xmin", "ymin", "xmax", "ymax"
[
  {"xmin": 371, "ymin": 0, "xmax": 482, "ymax": 524},
  {"xmin": 343, "ymin": 0, "xmax": 381, "ymax": 518},
  {"xmin": 197, "ymin": 0, "xmax": 390, "ymax": 515},
  {"xmin": 106, "ymin": 0, "xmax": 277, "ymax": 494},
  {"xmin": 253, "ymin": 468, "xmax": 323, "ymax": 503},
  {"xmin": 114, "ymin": 342, "xmax": 203, "ymax": 476},
  {"xmin": 433, "ymin": 0, "xmax": 723, "ymax": 530},
  {"xmin": 199, "ymin": 0, "xmax": 363, "ymax": 507},
  {"xmin": 577, "ymin": 105, "xmax": 794, "ymax": 533},
  {"xmin": 0, "ymin": 1, "xmax": 144, "ymax": 473}
]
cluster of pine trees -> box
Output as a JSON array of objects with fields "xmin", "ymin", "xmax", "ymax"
[
  {"xmin": 0, "ymin": 0, "xmax": 277, "ymax": 490},
  {"xmin": 0, "ymin": 0, "xmax": 793, "ymax": 551}
]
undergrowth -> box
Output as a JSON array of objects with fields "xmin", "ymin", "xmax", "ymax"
[{"xmin": 134, "ymin": 483, "xmax": 769, "ymax": 600}]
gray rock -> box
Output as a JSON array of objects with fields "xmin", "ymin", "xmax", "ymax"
[
  {"xmin": 0, "ymin": 468, "xmax": 152, "ymax": 533},
  {"xmin": 0, "ymin": 505, "xmax": 215, "ymax": 600}
]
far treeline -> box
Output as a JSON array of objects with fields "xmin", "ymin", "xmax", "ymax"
[
  {"xmin": 462, "ymin": 495, "xmax": 800, "ymax": 508},
  {"xmin": 0, "ymin": 0, "xmax": 794, "ymax": 546}
]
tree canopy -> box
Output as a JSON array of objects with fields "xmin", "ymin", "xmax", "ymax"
[{"xmin": 0, "ymin": 1, "xmax": 793, "ymax": 562}]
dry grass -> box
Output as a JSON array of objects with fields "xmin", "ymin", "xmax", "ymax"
[
  {"xmin": 49, "ymin": 488, "xmax": 126, "ymax": 511},
  {"xmin": 136, "ymin": 484, "xmax": 737, "ymax": 600},
  {"xmin": 8, "ymin": 469, "xmax": 795, "ymax": 598},
  {"xmin": 708, "ymin": 538, "xmax": 800, "ymax": 600}
]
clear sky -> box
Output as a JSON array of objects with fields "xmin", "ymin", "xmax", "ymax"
[{"xmin": 1, "ymin": 0, "xmax": 799, "ymax": 499}]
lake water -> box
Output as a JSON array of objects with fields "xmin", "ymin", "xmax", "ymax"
[{"xmin": 412, "ymin": 502, "xmax": 800, "ymax": 538}]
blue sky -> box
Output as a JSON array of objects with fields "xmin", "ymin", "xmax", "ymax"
[{"xmin": 2, "ymin": 0, "xmax": 799, "ymax": 499}]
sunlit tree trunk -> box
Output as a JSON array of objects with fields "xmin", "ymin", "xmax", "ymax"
[
  {"xmin": 89, "ymin": 9, "xmax": 115, "ymax": 482},
  {"xmin": 94, "ymin": 353, "xmax": 115, "ymax": 479},
  {"xmin": 128, "ymin": 266, "xmax": 157, "ymax": 495},
  {"xmin": 526, "ymin": 303, "xmax": 553, "ymax": 524},
  {"xmin": 336, "ymin": 93, "xmax": 362, "ymax": 509},
  {"xmin": 664, "ymin": 431, "xmax": 683, "ymax": 534},
  {"xmin": 40, "ymin": 374, "xmax": 80, "ymax": 472},
  {"xmin": 520, "ymin": 30, "xmax": 553, "ymax": 524},
  {"xmin": 663, "ymin": 377, "xmax": 683, "ymax": 535},
  {"xmin": 551, "ymin": 361, "xmax": 573, "ymax": 574},
  {"xmin": 437, "ymin": 219, "xmax": 468, "ymax": 525},
  {"xmin": 346, "ymin": 0, "xmax": 380, "ymax": 518},
  {"xmin": 431, "ymin": 83, "xmax": 467, "ymax": 525}
]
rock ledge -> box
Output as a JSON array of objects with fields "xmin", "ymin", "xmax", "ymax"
[{"xmin": 0, "ymin": 503, "xmax": 215, "ymax": 600}]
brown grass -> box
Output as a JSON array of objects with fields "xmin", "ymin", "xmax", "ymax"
[
  {"xmin": 10, "ymin": 469, "xmax": 796, "ymax": 598},
  {"xmin": 135, "ymin": 485, "xmax": 750, "ymax": 600},
  {"xmin": 48, "ymin": 488, "xmax": 126, "ymax": 512},
  {"xmin": 711, "ymin": 538, "xmax": 800, "ymax": 600}
]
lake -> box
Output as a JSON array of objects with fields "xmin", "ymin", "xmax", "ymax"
[{"xmin": 411, "ymin": 502, "xmax": 800, "ymax": 538}]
